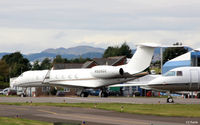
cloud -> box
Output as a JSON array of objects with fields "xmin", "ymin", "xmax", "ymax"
[
  {"xmin": 0, "ymin": 28, "xmax": 200, "ymax": 54},
  {"xmin": 0, "ymin": 0, "xmax": 200, "ymax": 53}
]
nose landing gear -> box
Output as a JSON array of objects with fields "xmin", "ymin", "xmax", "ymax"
[{"xmin": 99, "ymin": 88, "xmax": 108, "ymax": 97}]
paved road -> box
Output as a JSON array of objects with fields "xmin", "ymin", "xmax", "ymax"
[
  {"xmin": 1, "ymin": 105, "xmax": 199, "ymax": 125},
  {"xmin": 0, "ymin": 97, "xmax": 200, "ymax": 125},
  {"xmin": 0, "ymin": 96, "xmax": 200, "ymax": 104}
]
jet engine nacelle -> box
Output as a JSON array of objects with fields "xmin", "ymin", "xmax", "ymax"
[{"xmin": 91, "ymin": 65, "xmax": 124, "ymax": 78}]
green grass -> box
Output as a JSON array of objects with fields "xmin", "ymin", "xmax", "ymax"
[
  {"xmin": 0, "ymin": 117, "xmax": 52, "ymax": 125},
  {"xmin": 1, "ymin": 102, "xmax": 200, "ymax": 117},
  {"xmin": 0, "ymin": 95, "xmax": 18, "ymax": 97}
]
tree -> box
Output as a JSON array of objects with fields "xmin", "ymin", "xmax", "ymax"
[
  {"xmin": 119, "ymin": 43, "xmax": 133, "ymax": 58},
  {"xmin": 103, "ymin": 46, "xmax": 119, "ymax": 58},
  {"xmin": 0, "ymin": 60, "xmax": 9, "ymax": 82},
  {"xmin": 70, "ymin": 57, "xmax": 91, "ymax": 63},
  {"xmin": 2, "ymin": 52, "xmax": 31, "ymax": 77},
  {"xmin": 163, "ymin": 43, "xmax": 188, "ymax": 64},
  {"xmin": 103, "ymin": 42, "xmax": 133, "ymax": 58},
  {"xmin": 32, "ymin": 60, "xmax": 41, "ymax": 70},
  {"xmin": 52, "ymin": 55, "xmax": 68, "ymax": 64},
  {"xmin": 41, "ymin": 58, "xmax": 51, "ymax": 70}
]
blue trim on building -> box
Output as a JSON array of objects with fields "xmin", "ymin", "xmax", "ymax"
[
  {"xmin": 191, "ymin": 52, "xmax": 200, "ymax": 58},
  {"xmin": 162, "ymin": 60, "xmax": 191, "ymax": 74}
]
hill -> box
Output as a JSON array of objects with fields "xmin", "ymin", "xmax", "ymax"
[{"xmin": 0, "ymin": 46, "xmax": 193, "ymax": 62}]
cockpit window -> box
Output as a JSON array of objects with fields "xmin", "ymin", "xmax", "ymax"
[
  {"xmin": 163, "ymin": 71, "xmax": 176, "ymax": 76},
  {"xmin": 177, "ymin": 71, "xmax": 183, "ymax": 76}
]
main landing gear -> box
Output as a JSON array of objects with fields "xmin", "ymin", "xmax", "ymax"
[
  {"xmin": 167, "ymin": 91, "xmax": 174, "ymax": 103},
  {"xmin": 77, "ymin": 89, "xmax": 89, "ymax": 97},
  {"xmin": 167, "ymin": 96, "xmax": 174, "ymax": 103},
  {"xmin": 80, "ymin": 91, "xmax": 89, "ymax": 97},
  {"xmin": 99, "ymin": 88, "xmax": 108, "ymax": 97}
]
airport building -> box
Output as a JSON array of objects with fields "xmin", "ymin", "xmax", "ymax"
[{"xmin": 162, "ymin": 48, "xmax": 200, "ymax": 74}]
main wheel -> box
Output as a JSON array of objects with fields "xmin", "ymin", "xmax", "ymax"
[
  {"xmin": 167, "ymin": 97, "xmax": 174, "ymax": 103},
  {"xmin": 80, "ymin": 92, "xmax": 89, "ymax": 97},
  {"xmin": 80, "ymin": 93, "xmax": 85, "ymax": 97},
  {"xmin": 99, "ymin": 91, "xmax": 108, "ymax": 97}
]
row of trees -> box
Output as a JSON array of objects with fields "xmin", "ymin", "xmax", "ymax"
[
  {"xmin": 0, "ymin": 53, "xmax": 92, "ymax": 88},
  {"xmin": 103, "ymin": 42, "xmax": 133, "ymax": 58}
]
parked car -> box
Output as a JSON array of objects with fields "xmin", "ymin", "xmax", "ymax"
[
  {"xmin": 108, "ymin": 90, "xmax": 122, "ymax": 96},
  {"xmin": 17, "ymin": 90, "xmax": 26, "ymax": 97},
  {"xmin": 56, "ymin": 91, "xmax": 66, "ymax": 96},
  {"xmin": 133, "ymin": 91, "xmax": 141, "ymax": 96},
  {"xmin": 2, "ymin": 88, "xmax": 17, "ymax": 95},
  {"xmin": 0, "ymin": 89, "xmax": 3, "ymax": 95},
  {"xmin": 89, "ymin": 90, "xmax": 100, "ymax": 96}
]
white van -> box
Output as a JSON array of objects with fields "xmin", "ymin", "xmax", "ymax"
[{"xmin": 2, "ymin": 88, "xmax": 17, "ymax": 95}]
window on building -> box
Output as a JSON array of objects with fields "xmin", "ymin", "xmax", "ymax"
[
  {"xmin": 64, "ymin": 88, "xmax": 70, "ymax": 92},
  {"xmin": 42, "ymin": 87, "xmax": 50, "ymax": 92}
]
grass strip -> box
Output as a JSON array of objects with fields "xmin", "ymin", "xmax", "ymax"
[
  {"xmin": 0, "ymin": 102, "xmax": 200, "ymax": 117},
  {"xmin": 0, "ymin": 117, "xmax": 52, "ymax": 125}
]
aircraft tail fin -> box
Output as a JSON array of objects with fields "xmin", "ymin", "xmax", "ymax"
[{"xmin": 123, "ymin": 43, "xmax": 159, "ymax": 74}]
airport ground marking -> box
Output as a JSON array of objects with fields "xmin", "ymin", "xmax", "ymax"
[
  {"xmin": 38, "ymin": 109, "xmax": 57, "ymax": 115},
  {"xmin": 37, "ymin": 109, "xmax": 149, "ymax": 125}
]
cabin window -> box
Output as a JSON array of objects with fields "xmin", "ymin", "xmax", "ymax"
[
  {"xmin": 177, "ymin": 71, "xmax": 183, "ymax": 76},
  {"xmin": 163, "ymin": 71, "xmax": 175, "ymax": 76}
]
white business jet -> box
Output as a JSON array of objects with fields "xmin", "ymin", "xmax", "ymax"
[
  {"xmin": 111, "ymin": 66, "xmax": 200, "ymax": 102},
  {"xmin": 13, "ymin": 43, "xmax": 158, "ymax": 97}
]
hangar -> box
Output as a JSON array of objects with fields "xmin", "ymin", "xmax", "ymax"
[{"xmin": 162, "ymin": 48, "xmax": 200, "ymax": 74}]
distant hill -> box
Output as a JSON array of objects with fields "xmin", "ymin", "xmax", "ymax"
[
  {"xmin": 0, "ymin": 46, "xmax": 105, "ymax": 62},
  {"xmin": 0, "ymin": 46, "xmax": 193, "ymax": 62},
  {"xmin": 24, "ymin": 52, "xmax": 103, "ymax": 62},
  {"xmin": 0, "ymin": 52, "xmax": 10, "ymax": 59},
  {"xmin": 42, "ymin": 46, "xmax": 105, "ymax": 55}
]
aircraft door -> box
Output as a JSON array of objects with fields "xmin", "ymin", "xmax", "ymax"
[{"xmin": 190, "ymin": 69, "xmax": 199, "ymax": 90}]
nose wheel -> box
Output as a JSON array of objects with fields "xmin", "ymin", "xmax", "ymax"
[{"xmin": 167, "ymin": 96, "xmax": 174, "ymax": 103}]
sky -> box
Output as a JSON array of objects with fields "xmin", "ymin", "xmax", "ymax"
[{"xmin": 0, "ymin": 0, "xmax": 200, "ymax": 54}]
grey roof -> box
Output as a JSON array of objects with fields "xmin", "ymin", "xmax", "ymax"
[
  {"xmin": 53, "ymin": 63, "xmax": 83, "ymax": 69},
  {"xmin": 53, "ymin": 56, "xmax": 126, "ymax": 69},
  {"xmin": 93, "ymin": 56, "xmax": 126, "ymax": 66},
  {"xmin": 82, "ymin": 61, "xmax": 95, "ymax": 68}
]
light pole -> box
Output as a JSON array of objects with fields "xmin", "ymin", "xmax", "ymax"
[
  {"xmin": 160, "ymin": 47, "xmax": 163, "ymax": 74},
  {"xmin": 194, "ymin": 50, "xmax": 199, "ymax": 66}
]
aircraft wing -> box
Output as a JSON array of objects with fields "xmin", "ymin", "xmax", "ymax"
[
  {"xmin": 109, "ymin": 74, "xmax": 160, "ymax": 87},
  {"xmin": 109, "ymin": 82, "xmax": 148, "ymax": 87}
]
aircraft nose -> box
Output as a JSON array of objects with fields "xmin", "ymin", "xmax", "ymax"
[{"xmin": 13, "ymin": 79, "xmax": 19, "ymax": 86}]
